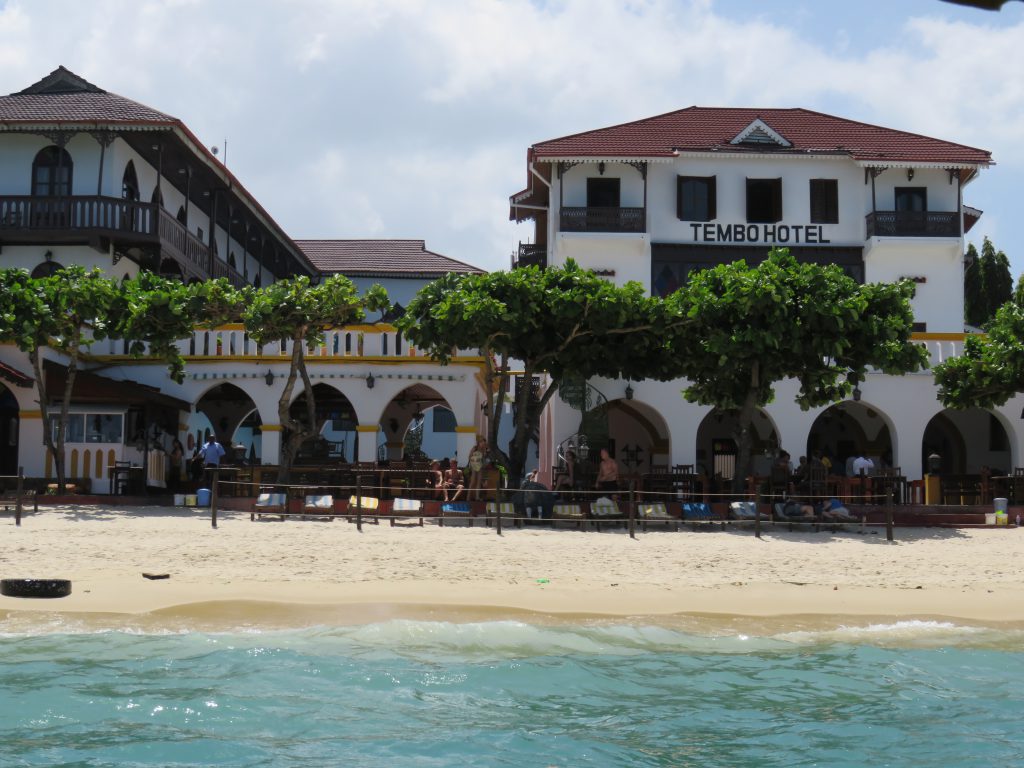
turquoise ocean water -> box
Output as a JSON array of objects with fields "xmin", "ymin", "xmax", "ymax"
[{"xmin": 1, "ymin": 617, "xmax": 1023, "ymax": 767}]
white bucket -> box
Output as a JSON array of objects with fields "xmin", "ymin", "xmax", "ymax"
[
  {"xmin": 985, "ymin": 513, "xmax": 996, "ymax": 525},
  {"xmin": 173, "ymin": 494, "xmax": 185, "ymax": 506}
]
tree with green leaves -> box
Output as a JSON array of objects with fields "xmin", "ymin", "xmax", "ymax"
[
  {"xmin": 241, "ymin": 274, "xmax": 388, "ymax": 482},
  {"xmin": 964, "ymin": 242, "xmax": 986, "ymax": 327},
  {"xmin": 934, "ymin": 301, "xmax": 1024, "ymax": 409},
  {"xmin": 0, "ymin": 266, "xmax": 123, "ymax": 493},
  {"xmin": 398, "ymin": 261, "xmax": 687, "ymax": 486},
  {"xmin": 980, "ymin": 237, "xmax": 1012, "ymax": 323},
  {"xmin": 667, "ymin": 248, "xmax": 929, "ymax": 490},
  {"xmin": 1012, "ymin": 273, "xmax": 1024, "ymax": 309}
]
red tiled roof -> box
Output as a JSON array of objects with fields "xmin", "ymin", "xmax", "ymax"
[
  {"xmin": 529, "ymin": 107, "xmax": 993, "ymax": 165},
  {"xmin": 0, "ymin": 66, "xmax": 176, "ymax": 125},
  {"xmin": 295, "ymin": 240, "xmax": 485, "ymax": 277}
]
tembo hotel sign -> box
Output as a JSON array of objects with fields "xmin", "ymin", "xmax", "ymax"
[{"xmin": 689, "ymin": 223, "xmax": 831, "ymax": 244}]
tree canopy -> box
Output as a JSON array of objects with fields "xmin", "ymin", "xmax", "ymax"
[
  {"xmin": 934, "ymin": 301, "xmax": 1024, "ymax": 409},
  {"xmin": 398, "ymin": 260, "xmax": 686, "ymax": 484},
  {"xmin": 242, "ymin": 274, "xmax": 388, "ymax": 481},
  {"xmin": 965, "ymin": 237, "xmax": 1012, "ymax": 327},
  {"xmin": 667, "ymin": 248, "xmax": 928, "ymax": 487}
]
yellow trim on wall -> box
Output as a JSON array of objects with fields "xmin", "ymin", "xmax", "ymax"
[
  {"xmin": 912, "ymin": 332, "xmax": 969, "ymax": 341},
  {"xmin": 260, "ymin": 424, "xmax": 283, "ymax": 432},
  {"xmin": 454, "ymin": 426, "xmax": 478, "ymax": 434},
  {"xmin": 356, "ymin": 425, "xmax": 380, "ymax": 433},
  {"xmin": 89, "ymin": 355, "xmax": 486, "ymax": 366},
  {"xmin": 19, "ymin": 410, "xmax": 42, "ymax": 419}
]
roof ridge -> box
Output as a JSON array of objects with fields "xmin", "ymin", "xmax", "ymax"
[
  {"xmin": 533, "ymin": 105, "xmax": 698, "ymax": 148},
  {"xmin": 16, "ymin": 65, "xmax": 105, "ymax": 96}
]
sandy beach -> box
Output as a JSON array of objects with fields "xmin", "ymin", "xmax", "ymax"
[{"xmin": 3, "ymin": 504, "xmax": 1024, "ymax": 629}]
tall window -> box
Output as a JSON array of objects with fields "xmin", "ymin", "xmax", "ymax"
[
  {"xmin": 121, "ymin": 161, "xmax": 139, "ymax": 201},
  {"xmin": 895, "ymin": 187, "xmax": 927, "ymax": 212},
  {"xmin": 809, "ymin": 179, "xmax": 838, "ymax": 224},
  {"xmin": 676, "ymin": 175, "xmax": 716, "ymax": 221},
  {"xmin": 586, "ymin": 177, "xmax": 620, "ymax": 207},
  {"xmin": 746, "ymin": 178, "xmax": 782, "ymax": 223},
  {"xmin": 31, "ymin": 146, "xmax": 73, "ymax": 196}
]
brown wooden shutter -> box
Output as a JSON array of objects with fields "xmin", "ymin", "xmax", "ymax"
[
  {"xmin": 772, "ymin": 178, "xmax": 782, "ymax": 222},
  {"xmin": 707, "ymin": 176, "xmax": 717, "ymax": 221}
]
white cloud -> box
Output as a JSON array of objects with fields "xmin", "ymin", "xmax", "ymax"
[{"xmin": 1, "ymin": 0, "xmax": 1022, "ymax": 274}]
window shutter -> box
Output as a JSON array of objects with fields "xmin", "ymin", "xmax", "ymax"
[
  {"xmin": 676, "ymin": 175, "xmax": 685, "ymax": 220},
  {"xmin": 772, "ymin": 178, "xmax": 782, "ymax": 222},
  {"xmin": 707, "ymin": 176, "xmax": 717, "ymax": 221}
]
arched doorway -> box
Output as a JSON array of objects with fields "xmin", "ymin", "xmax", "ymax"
[
  {"xmin": 590, "ymin": 398, "xmax": 670, "ymax": 474},
  {"xmin": 379, "ymin": 384, "xmax": 457, "ymax": 462},
  {"xmin": 0, "ymin": 386, "xmax": 18, "ymax": 476},
  {"xmin": 193, "ymin": 383, "xmax": 261, "ymax": 464},
  {"xmin": 290, "ymin": 383, "xmax": 357, "ymax": 463},
  {"xmin": 158, "ymin": 258, "xmax": 184, "ymax": 282},
  {"xmin": 695, "ymin": 407, "xmax": 779, "ymax": 489},
  {"xmin": 807, "ymin": 401, "xmax": 894, "ymax": 475},
  {"xmin": 922, "ymin": 408, "xmax": 1011, "ymax": 475}
]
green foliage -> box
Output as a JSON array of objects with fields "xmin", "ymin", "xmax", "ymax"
[
  {"xmin": 398, "ymin": 261, "xmax": 686, "ymax": 482},
  {"xmin": 935, "ymin": 301, "xmax": 1024, "ymax": 409},
  {"xmin": 967, "ymin": 237, "xmax": 1013, "ymax": 327},
  {"xmin": 1013, "ymin": 273, "xmax": 1024, "ymax": 309},
  {"xmin": 118, "ymin": 274, "xmax": 243, "ymax": 383}
]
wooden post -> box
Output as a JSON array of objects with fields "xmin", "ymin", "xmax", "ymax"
[
  {"xmin": 755, "ymin": 488, "xmax": 762, "ymax": 539},
  {"xmin": 627, "ymin": 480, "xmax": 636, "ymax": 539},
  {"xmin": 355, "ymin": 475, "xmax": 363, "ymax": 533},
  {"xmin": 15, "ymin": 465, "xmax": 24, "ymax": 527},
  {"xmin": 210, "ymin": 467, "xmax": 219, "ymax": 529},
  {"xmin": 495, "ymin": 483, "xmax": 502, "ymax": 536},
  {"xmin": 886, "ymin": 488, "xmax": 895, "ymax": 542}
]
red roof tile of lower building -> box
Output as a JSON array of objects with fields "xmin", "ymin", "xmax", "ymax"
[
  {"xmin": 530, "ymin": 107, "xmax": 992, "ymax": 166},
  {"xmin": 295, "ymin": 240, "xmax": 485, "ymax": 277}
]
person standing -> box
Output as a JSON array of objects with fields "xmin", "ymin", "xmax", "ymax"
[
  {"xmin": 467, "ymin": 436, "xmax": 487, "ymax": 501},
  {"xmin": 199, "ymin": 435, "xmax": 226, "ymax": 469},
  {"xmin": 595, "ymin": 448, "xmax": 620, "ymax": 495},
  {"xmin": 169, "ymin": 438, "xmax": 185, "ymax": 492}
]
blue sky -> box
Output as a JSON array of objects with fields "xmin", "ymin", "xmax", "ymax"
[{"xmin": 0, "ymin": 0, "xmax": 1021, "ymax": 276}]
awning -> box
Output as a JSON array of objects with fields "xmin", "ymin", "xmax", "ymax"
[
  {"xmin": 43, "ymin": 360, "xmax": 190, "ymax": 411},
  {"xmin": 0, "ymin": 361, "xmax": 33, "ymax": 389}
]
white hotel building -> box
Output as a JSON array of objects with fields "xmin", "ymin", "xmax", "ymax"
[{"xmin": 510, "ymin": 107, "xmax": 1023, "ymax": 485}]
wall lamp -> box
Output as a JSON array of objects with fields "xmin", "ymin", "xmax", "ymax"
[
  {"xmin": 624, "ymin": 382, "xmax": 634, "ymax": 400},
  {"xmin": 852, "ymin": 386, "xmax": 862, "ymax": 402},
  {"xmin": 264, "ymin": 369, "xmax": 274, "ymax": 387},
  {"xmin": 366, "ymin": 373, "xmax": 375, "ymax": 389},
  {"xmin": 907, "ymin": 168, "xmax": 914, "ymax": 181}
]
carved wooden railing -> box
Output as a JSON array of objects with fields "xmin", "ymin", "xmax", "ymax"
[
  {"xmin": 866, "ymin": 210, "xmax": 960, "ymax": 238},
  {"xmin": 513, "ymin": 242, "xmax": 547, "ymax": 269},
  {"xmin": 157, "ymin": 208, "xmax": 208, "ymax": 272},
  {"xmin": 0, "ymin": 194, "xmax": 155, "ymax": 236},
  {"xmin": 560, "ymin": 206, "xmax": 645, "ymax": 233}
]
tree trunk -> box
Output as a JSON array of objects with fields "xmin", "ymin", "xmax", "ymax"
[
  {"xmin": 732, "ymin": 362, "xmax": 761, "ymax": 494},
  {"xmin": 275, "ymin": 336, "xmax": 316, "ymax": 484},
  {"xmin": 30, "ymin": 350, "xmax": 64, "ymax": 494}
]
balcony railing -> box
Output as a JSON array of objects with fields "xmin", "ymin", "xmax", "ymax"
[
  {"xmin": 866, "ymin": 210, "xmax": 960, "ymax": 238},
  {"xmin": 0, "ymin": 194, "xmax": 248, "ymax": 287},
  {"xmin": 512, "ymin": 242, "xmax": 547, "ymax": 269},
  {"xmin": 560, "ymin": 206, "xmax": 645, "ymax": 233}
]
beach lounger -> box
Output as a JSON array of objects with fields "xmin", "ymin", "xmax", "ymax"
[
  {"xmin": 589, "ymin": 497, "xmax": 621, "ymax": 529},
  {"xmin": 638, "ymin": 502, "xmax": 679, "ymax": 531},
  {"xmin": 251, "ymin": 492, "xmax": 288, "ymax": 520},
  {"xmin": 485, "ymin": 501, "xmax": 518, "ymax": 527},
  {"xmin": 348, "ymin": 495, "xmax": 381, "ymax": 524},
  {"xmin": 551, "ymin": 503, "xmax": 587, "ymax": 530},
  {"xmin": 389, "ymin": 497, "xmax": 424, "ymax": 527},
  {"xmin": 681, "ymin": 502, "xmax": 714, "ymax": 526},
  {"xmin": 302, "ymin": 494, "xmax": 337, "ymax": 519},
  {"xmin": 729, "ymin": 501, "xmax": 768, "ymax": 522},
  {"xmin": 439, "ymin": 501, "xmax": 473, "ymax": 526}
]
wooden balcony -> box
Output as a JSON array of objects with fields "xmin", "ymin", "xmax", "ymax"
[
  {"xmin": 560, "ymin": 206, "xmax": 645, "ymax": 233},
  {"xmin": 0, "ymin": 195, "xmax": 247, "ymax": 287},
  {"xmin": 865, "ymin": 210, "xmax": 960, "ymax": 238},
  {"xmin": 512, "ymin": 242, "xmax": 547, "ymax": 269}
]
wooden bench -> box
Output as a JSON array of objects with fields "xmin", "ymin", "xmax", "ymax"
[{"xmin": 2, "ymin": 488, "xmax": 38, "ymax": 516}]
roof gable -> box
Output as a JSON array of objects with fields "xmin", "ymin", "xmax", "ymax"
[
  {"xmin": 16, "ymin": 66, "xmax": 104, "ymax": 95},
  {"xmin": 730, "ymin": 118, "xmax": 791, "ymax": 148},
  {"xmin": 295, "ymin": 239, "xmax": 485, "ymax": 277}
]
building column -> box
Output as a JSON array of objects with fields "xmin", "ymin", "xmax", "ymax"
[
  {"xmin": 17, "ymin": 410, "xmax": 44, "ymax": 478},
  {"xmin": 260, "ymin": 425, "xmax": 282, "ymax": 466},
  {"xmin": 356, "ymin": 425, "xmax": 380, "ymax": 463}
]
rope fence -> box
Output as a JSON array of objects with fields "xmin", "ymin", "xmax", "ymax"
[{"xmin": 207, "ymin": 469, "xmax": 899, "ymax": 541}]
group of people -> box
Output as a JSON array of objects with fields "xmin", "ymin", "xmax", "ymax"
[{"xmin": 426, "ymin": 437, "xmax": 491, "ymax": 502}]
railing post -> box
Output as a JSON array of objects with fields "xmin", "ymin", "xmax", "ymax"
[
  {"xmin": 755, "ymin": 487, "xmax": 762, "ymax": 539},
  {"xmin": 15, "ymin": 465, "xmax": 23, "ymax": 527},
  {"xmin": 355, "ymin": 474, "xmax": 363, "ymax": 533},
  {"xmin": 495, "ymin": 483, "xmax": 502, "ymax": 536},
  {"xmin": 210, "ymin": 468, "xmax": 219, "ymax": 529},
  {"xmin": 886, "ymin": 488, "xmax": 895, "ymax": 542},
  {"xmin": 628, "ymin": 480, "xmax": 636, "ymax": 539}
]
